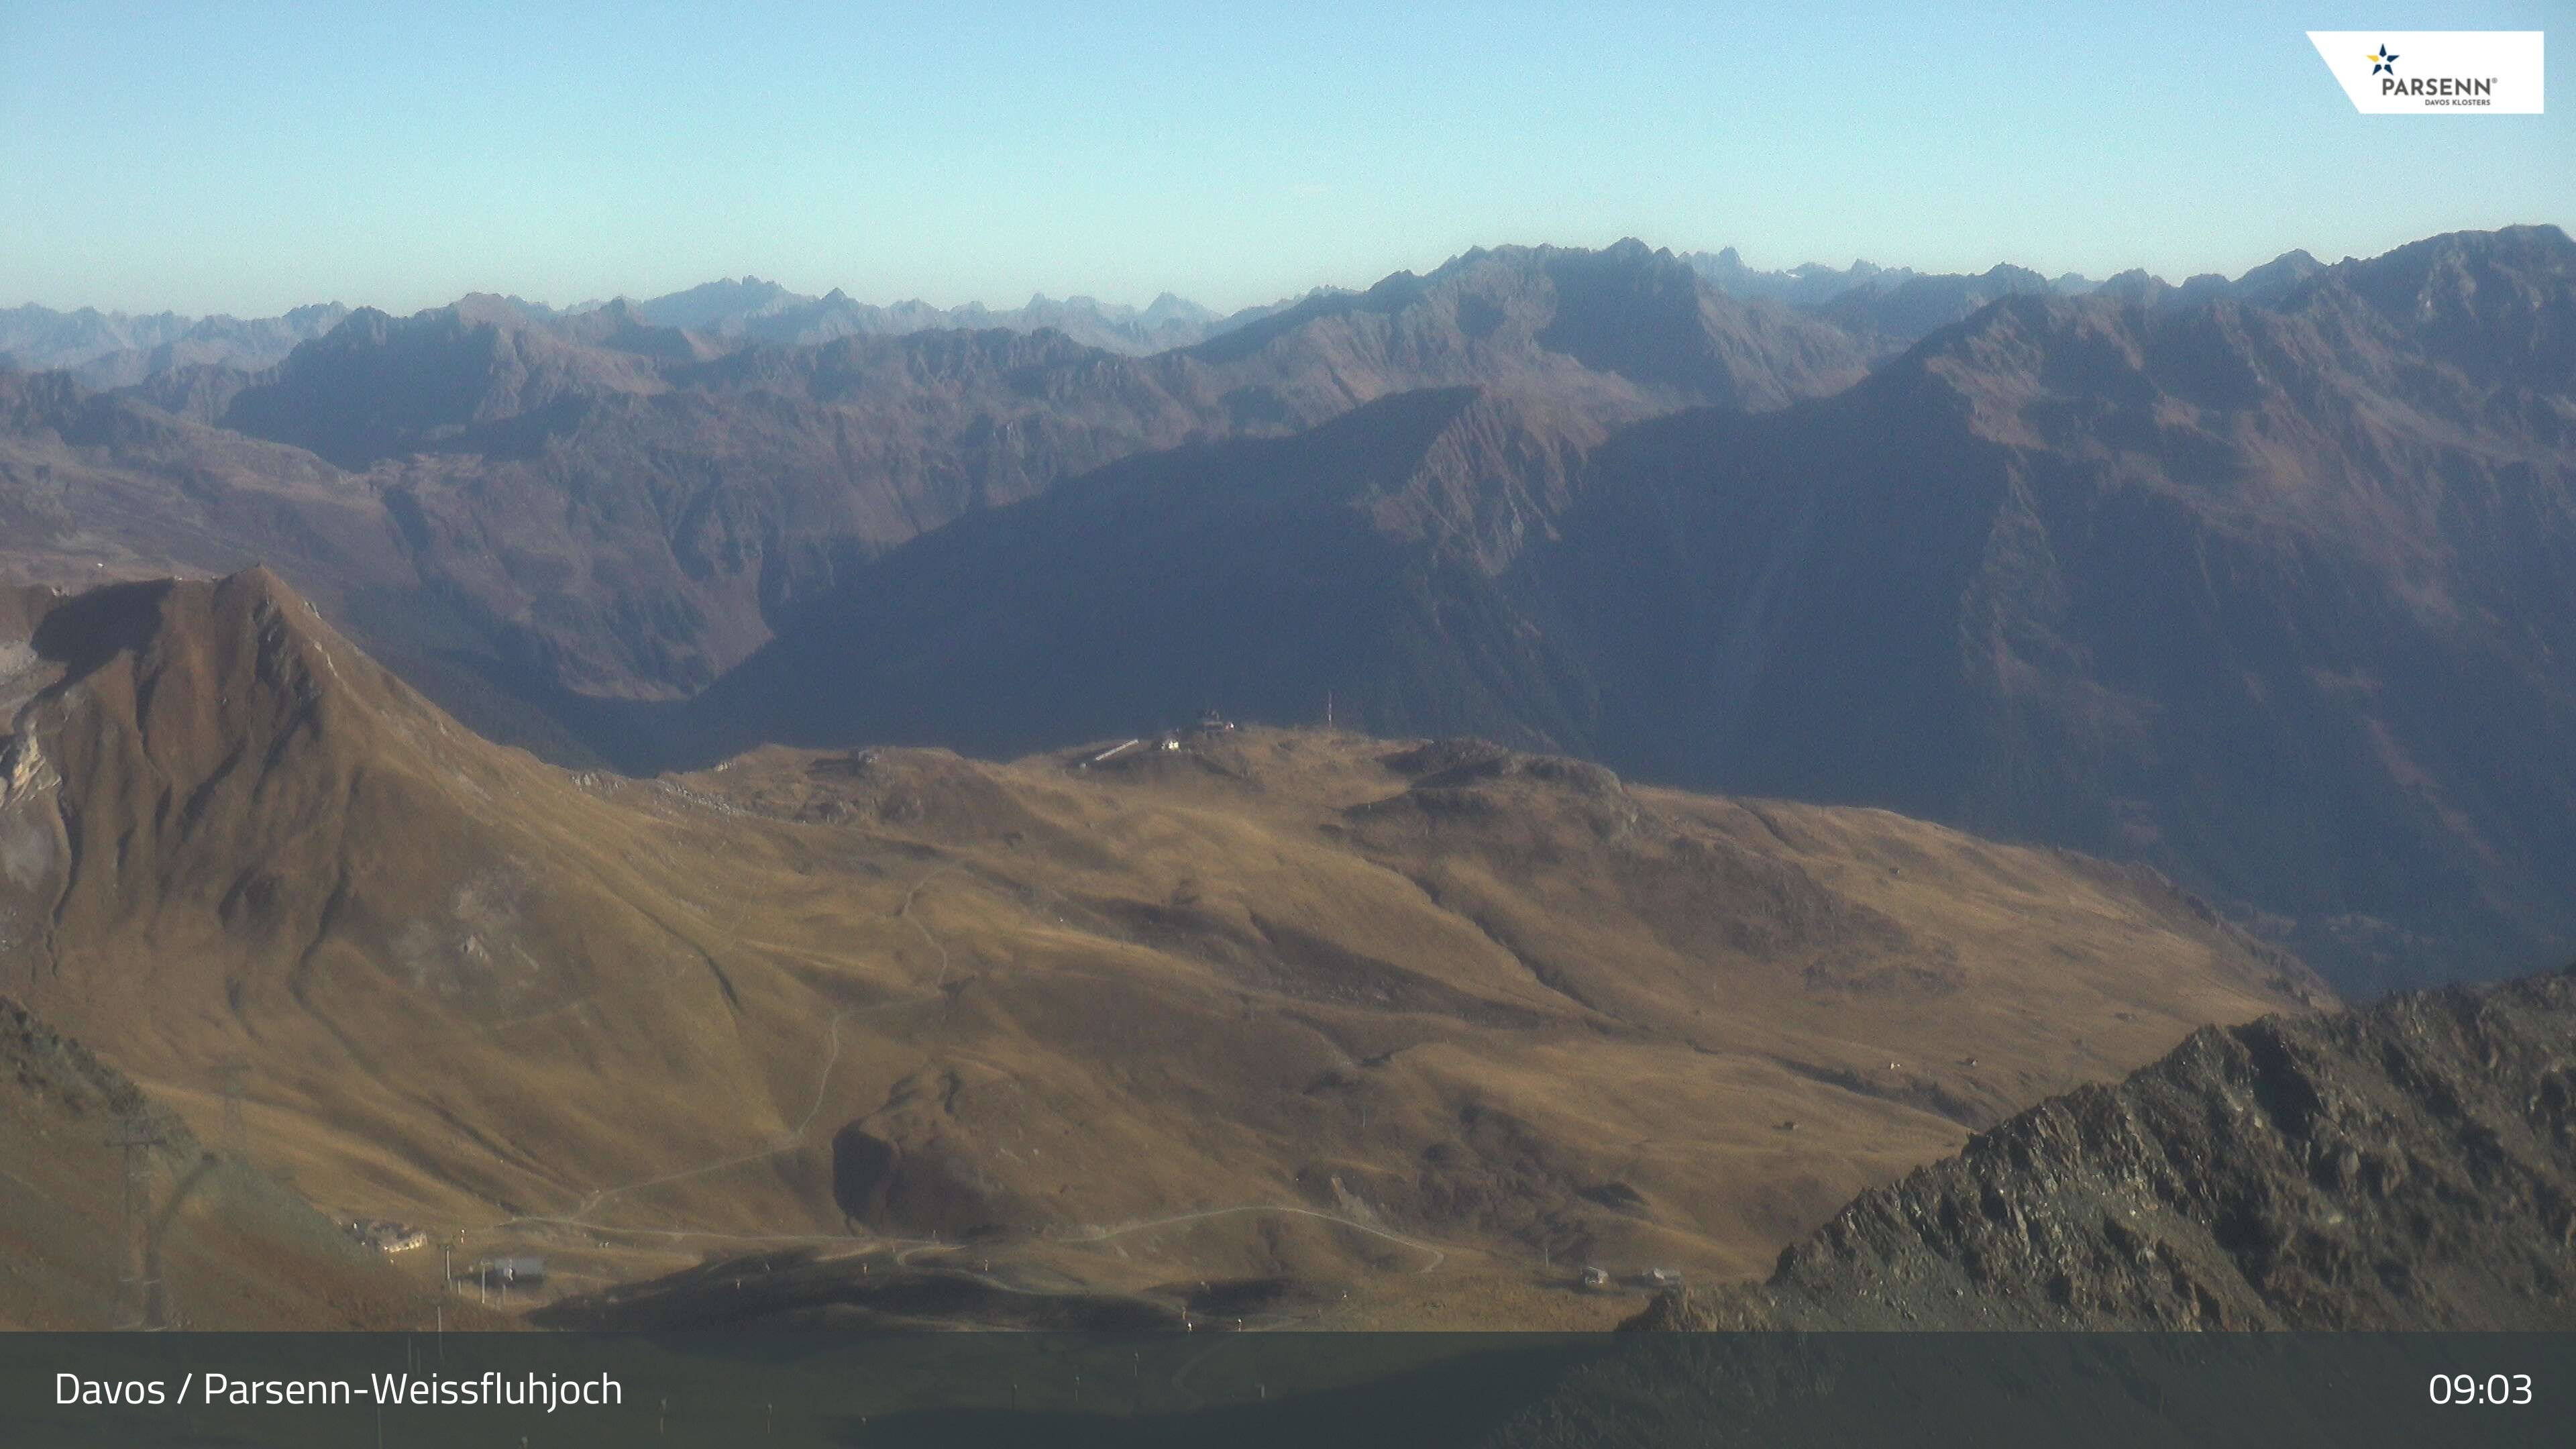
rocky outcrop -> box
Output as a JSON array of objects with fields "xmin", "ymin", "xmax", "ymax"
[{"xmin": 1635, "ymin": 964, "xmax": 2576, "ymax": 1330}]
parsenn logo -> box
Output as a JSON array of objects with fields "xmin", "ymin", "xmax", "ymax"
[{"xmin": 2307, "ymin": 31, "xmax": 2543, "ymax": 114}]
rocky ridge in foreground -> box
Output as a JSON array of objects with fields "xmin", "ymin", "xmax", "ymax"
[{"xmin": 1635, "ymin": 963, "xmax": 2576, "ymax": 1330}]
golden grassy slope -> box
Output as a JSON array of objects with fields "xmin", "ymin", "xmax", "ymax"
[
  {"xmin": 0, "ymin": 994, "xmax": 510, "ymax": 1330},
  {"xmin": 0, "ymin": 571, "xmax": 2321, "ymax": 1326}
]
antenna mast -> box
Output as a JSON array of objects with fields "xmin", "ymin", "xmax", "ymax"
[
  {"xmin": 104, "ymin": 1113, "xmax": 166, "ymax": 1328},
  {"xmin": 214, "ymin": 1056, "xmax": 249, "ymax": 1159}
]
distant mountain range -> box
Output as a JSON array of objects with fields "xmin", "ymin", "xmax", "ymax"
[
  {"xmin": 35, "ymin": 239, "xmax": 1868, "ymax": 706},
  {"xmin": 0, "ymin": 302, "xmax": 352, "ymax": 388},
  {"xmin": 1, "ymin": 225, "xmax": 2568, "ymax": 996},
  {"xmin": 631, "ymin": 276, "xmax": 1321, "ymax": 355},
  {"xmin": 1685, "ymin": 247, "xmax": 2102, "ymax": 309},
  {"xmin": 3, "ymin": 239, "xmax": 2290, "ymax": 382},
  {"xmin": 0, "ymin": 280, "xmax": 1301, "ymax": 381},
  {"xmin": 2, "ymin": 241, "xmax": 2334, "ymax": 392}
]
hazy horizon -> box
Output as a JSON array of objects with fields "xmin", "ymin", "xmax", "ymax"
[
  {"xmin": 11, "ymin": 220, "xmax": 2571, "ymax": 324},
  {"xmin": 3, "ymin": 0, "xmax": 2564, "ymax": 318}
]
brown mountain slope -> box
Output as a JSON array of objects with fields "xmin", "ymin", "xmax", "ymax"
[
  {"xmin": 672, "ymin": 386, "xmax": 1615, "ymax": 768},
  {"xmin": 0, "ymin": 570, "xmax": 2318, "ymax": 1325},
  {"xmin": 0, "ymin": 993, "xmax": 475, "ymax": 1330},
  {"xmin": 0, "ymin": 370, "xmax": 398, "ymax": 595},
  {"xmin": 0, "ymin": 370, "xmax": 616, "ymax": 765},
  {"xmin": 1635, "ymin": 962, "xmax": 2576, "ymax": 1331}
]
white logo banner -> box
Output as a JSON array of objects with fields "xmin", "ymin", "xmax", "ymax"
[{"xmin": 2306, "ymin": 31, "xmax": 2544, "ymax": 113}]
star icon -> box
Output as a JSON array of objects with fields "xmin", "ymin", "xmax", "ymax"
[{"xmin": 2368, "ymin": 46, "xmax": 2399, "ymax": 75}]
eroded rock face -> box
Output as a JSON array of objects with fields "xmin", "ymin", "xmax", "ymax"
[
  {"xmin": 828, "ymin": 1124, "xmax": 1033, "ymax": 1240},
  {"xmin": 0, "ymin": 732, "xmax": 63, "ymax": 941},
  {"xmin": 829, "ymin": 1126, "xmax": 900, "ymax": 1226},
  {"xmin": 0, "ymin": 804, "xmax": 55, "ymax": 897},
  {"xmin": 1635, "ymin": 964, "xmax": 2576, "ymax": 1330}
]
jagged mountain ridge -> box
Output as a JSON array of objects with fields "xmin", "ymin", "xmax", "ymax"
[
  {"xmin": 1633, "ymin": 961, "xmax": 2576, "ymax": 1330},
  {"xmin": 0, "ymin": 301, "xmax": 352, "ymax": 390},
  {"xmin": 1544, "ymin": 223, "xmax": 2576, "ymax": 986},
  {"xmin": 679, "ymin": 225, "xmax": 2576, "ymax": 989},
  {"xmin": 0, "ymin": 276, "xmax": 1273, "ymax": 388},
  {"xmin": 0, "ymin": 368, "xmax": 402, "ymax": 594},
  {"xmin": 1184, "ymin": 239, "xmax": 1868, "ymax": 418},
  {"xmin": 1683, "ymin": 248, "xmax": 1927, "ymax": 306},
  {"xmin": 6, "ymin": 233, "xmax": 2404, "ymax": 711},
  {"xmin": 0, "ymin": 235, "xmax": 2351, "ymax": 389},
  {"xmin": 1815, "ymin": 262, "xmax": 2060, "ymax": 345},
  {"xmin": 6, "ymin": 237, "xmax": 1868, "ymax": 704},
  {"xmin": 634, "ymin": 275, "xmax": 1305, "ymax": 356}
]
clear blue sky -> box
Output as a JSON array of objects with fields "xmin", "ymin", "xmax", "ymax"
[{"xmin": 1, "ymin": 1, "xmax": 2566, "ymax": 317}]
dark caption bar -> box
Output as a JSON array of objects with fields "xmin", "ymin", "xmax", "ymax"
[{"xmin": 5, "ymin": 1332, "xmax": 2571, "ymax": 1446}]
